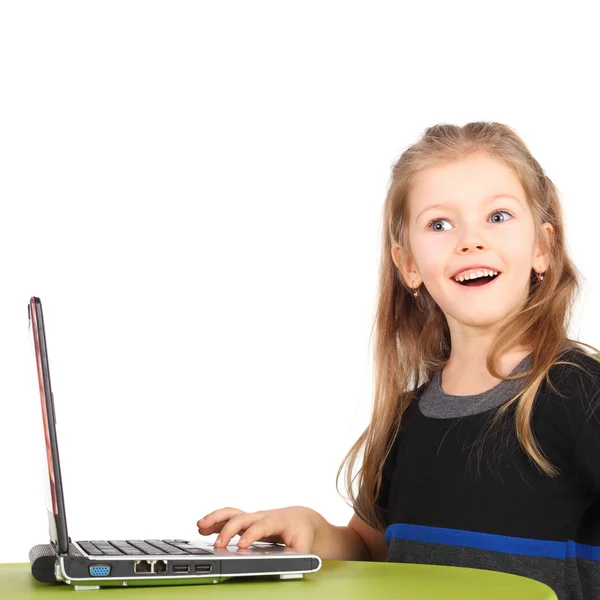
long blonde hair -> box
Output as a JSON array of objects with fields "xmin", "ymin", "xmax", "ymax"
[{"xmin": 338, "ymin": 122, "xmax": 600, "ymax": 532}]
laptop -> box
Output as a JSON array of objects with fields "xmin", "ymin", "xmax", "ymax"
[{"xmin": 27, "ymin": 296, "xmax": 322, "ymax": 589}]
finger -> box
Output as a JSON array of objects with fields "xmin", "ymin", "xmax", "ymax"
[
  {"xmin": 240, "ymin": 521, "xmax": 313, "ymax": 553},
  {"xmin": 215, "ymin": 512, "xmax": 266, "ymax": 548},
  {"xmin": 198, "ymin": 518, "xmax": 247, "ymax": 536},
  {"xmin": 197, "ymin": 508, "xmax": 244, "ymax": 531},
  {"xmin": 197, "ymin": 507, "xmax": 244, "ymax": 526},
  {"xmin": 197, "ymin": 518, "xmax": 250, "ymax": 537},
  {"xmin": 197, "ymin": 522, "xmax": 230, "ymax": 535},
  {"xmin": 237, "ymin": 519, "xmax": 280, "ymax": 549},
  {"xmin": 255, "ymin": 535, "xmax": 281, "ymax": 544}
]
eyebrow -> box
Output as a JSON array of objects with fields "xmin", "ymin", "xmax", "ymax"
[{"xmin": 415, "ymin": 194, "xmax": 524, "ymax": 222}]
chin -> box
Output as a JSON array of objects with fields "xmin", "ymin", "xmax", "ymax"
[
  {"xmin": 459, "ymin": 317, "xmax": 507, "ymax": 328},
  {"xmin": 446, "ymin": 310, "xmax": 512, "ymax": 330}
]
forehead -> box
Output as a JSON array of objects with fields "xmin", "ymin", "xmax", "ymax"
[{"xmin": 409, "ymin": 152, "xmax": 527, "ymax": 210}]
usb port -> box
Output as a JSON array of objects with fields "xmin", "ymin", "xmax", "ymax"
[
  {"xmin": 195, "ymin": 564, "xmax": 212, "ymax": 574},
  {"xmin": 172, "ymin": 564, "xmax": 190, "ymax": 574}
]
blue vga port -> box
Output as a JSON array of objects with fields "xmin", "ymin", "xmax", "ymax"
[{"xmin": 89, "ymin": 564, "xmax": 111, "ymax": 577}]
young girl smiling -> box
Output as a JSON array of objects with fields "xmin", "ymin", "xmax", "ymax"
[{"xmin": 198, "ymin": 122, "xmax": 600, "ymax": 600}]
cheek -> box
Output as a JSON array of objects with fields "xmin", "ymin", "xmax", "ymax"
[
  {"xmin": 410, "ymin": 236, "xmax": 452, "ymax": 277},
  {"xmin": 499, "ymin": 229, "xmax": 537, "ymax": 266}
]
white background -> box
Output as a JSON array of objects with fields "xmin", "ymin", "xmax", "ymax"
[{"xmin": 1, "ymin": 1, "xmax": 599, "ymax": 563}]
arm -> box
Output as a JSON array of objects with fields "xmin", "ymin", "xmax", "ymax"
[{"xmin": 312, "ymin": 513, "xmax": 388, "ymax": 561}]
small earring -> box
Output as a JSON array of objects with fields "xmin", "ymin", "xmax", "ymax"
[
  {"xmin": 534, "ymin": 269, "xmax": 545, "ymax": 282},
  {"xmin": 412, "ymin": 283, "xmax": 420, "ymax": 297}
]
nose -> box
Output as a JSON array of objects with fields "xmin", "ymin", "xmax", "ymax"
[
  {"xmin": 458, "ymin": 243, "xmax": 485, "ymax": 253},
  {"xmin": 455, "ymin": 223, "xmax": 487, "ymax": 254}
]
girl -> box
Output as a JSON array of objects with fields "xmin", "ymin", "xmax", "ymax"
[{"xmin": 197, "ymin": 122, "xmax": 600, "ymax": 600}]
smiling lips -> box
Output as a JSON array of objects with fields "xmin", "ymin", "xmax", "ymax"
[
  {"xmin": 453, "ymin": 270, "xmax": 501, "ymax": 288},
  {"xmin": 453, "ymin": 268, "xmax": 499, "ymax": 282}
]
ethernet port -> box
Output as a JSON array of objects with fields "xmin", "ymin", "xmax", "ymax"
[
  {"xmin": 134, "ymin": 560, "xmax": 152, "ymax": 574},
  {"xmin": 154, "ymin": 560, "xmax": 168, "ymax": 574}
]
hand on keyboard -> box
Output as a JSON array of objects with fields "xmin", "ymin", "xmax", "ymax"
[{"xmin": 196, "ymin": 506, "xmax": 328, "ymax": 554}]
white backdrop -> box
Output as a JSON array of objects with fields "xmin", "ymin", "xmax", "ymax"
[{"xmin": 1, "ymin": 1, "xmax": 599, "ymax": 563}]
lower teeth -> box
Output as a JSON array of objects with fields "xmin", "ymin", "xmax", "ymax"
[{"xmin": 460, "ymin": 276, "xmax": 496, "ymax": 286}]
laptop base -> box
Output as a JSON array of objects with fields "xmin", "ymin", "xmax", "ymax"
[{"xmin": 29, "ymin": 543, "xmax": 308, "ymax": 588}]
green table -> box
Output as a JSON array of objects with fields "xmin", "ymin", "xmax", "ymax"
[{"xmin": 1, "ymin": 560, "xmax": 558, "ymax": 598}]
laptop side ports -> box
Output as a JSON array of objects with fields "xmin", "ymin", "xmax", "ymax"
[
  {"xmin": 154, "ymin": 560, "xmax": 168, "ymax": 574},
  {"xmin": 134, "ymin": 560, "xmax": 152, "ymax": 574},
  {"xmin": 195, "ymin": 563, "xmax": 213, "ymax": 574},
  {"xmin": 89, "ymin": 564, "xmax": 112, "ymax": 577},
  {"xmin": 172, "ymin": 563, "xmax": 191, "ymax": 574}
]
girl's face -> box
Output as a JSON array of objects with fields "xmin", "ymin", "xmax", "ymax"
[{"xmin": 394, "ymin": 152, "xmax": 552, "ymax": 332}]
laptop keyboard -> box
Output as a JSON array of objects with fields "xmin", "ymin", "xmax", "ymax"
[{"xmin": 77, "ymin": 539, "xmax": 214, "ymax": 556}]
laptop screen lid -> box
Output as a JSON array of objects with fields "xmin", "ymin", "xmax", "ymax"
[{"xmin": 29, "ymin": 296, "xmax": 70, "ymax": 555}]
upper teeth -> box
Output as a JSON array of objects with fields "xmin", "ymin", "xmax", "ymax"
[{"xmin": 454, "ymin": 269, "xmax": 498, "ymax": 282}]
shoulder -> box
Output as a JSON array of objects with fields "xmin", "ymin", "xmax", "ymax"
[
  {"xmin": 536, "ymin": 346, "xmax": 600, "ymax": 433},
  {"xmin": 543, "ymin": 347, "xmax": 600, "ymax": 400}
]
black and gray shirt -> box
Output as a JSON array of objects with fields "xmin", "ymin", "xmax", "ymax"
[{"xmin": 360, "ymin": 348, "xmax": 600, "ymax": 600}]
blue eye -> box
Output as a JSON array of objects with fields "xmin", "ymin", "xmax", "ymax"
[
  {"xmin": 428, "ymin": 219, "xmax": 452, "ymax": 232},
  {"xmin": 427, "ymin": 210, "xmax": 513, "ymax": 232}
]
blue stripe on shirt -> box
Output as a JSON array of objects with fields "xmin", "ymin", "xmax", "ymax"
[{"xmin": 386, "ymin": 523, "xmax": 600, "ymax": 561}]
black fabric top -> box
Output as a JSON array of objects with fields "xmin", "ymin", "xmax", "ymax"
[{"xmin": 359, "ymin": 347, "xmax": 600, "ymax": 600}]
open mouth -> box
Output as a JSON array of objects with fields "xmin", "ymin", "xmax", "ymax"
[{"xmin": 453, "ymin": 273, "xmax": 501, "ymax": 288}]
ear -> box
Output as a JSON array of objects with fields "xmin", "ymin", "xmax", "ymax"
[
  {"xmin": 534, "ymin": 223, "xmax": 554, "ymax": 272},
  {"xmin": 391, "ymin": 243, "xmax": 422, "ymax": 288}
]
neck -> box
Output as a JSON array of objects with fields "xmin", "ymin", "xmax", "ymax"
[{"xmin": 442, "ymin": 343, "xmax": 531, "ymax": 396}]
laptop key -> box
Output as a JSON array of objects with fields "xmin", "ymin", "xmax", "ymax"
[
  {"xmin": 144, "ymin": 541, "xmax": 185, "ymax": 555},
  {"xmin": 165, "ymin": 543, "xmax": 214, "ymax": 555},
  {"xmin": 109, "ymin": 540, "xmax": 131, "ymax": 546},
  {"xmin": 163, "ymin": 539, "xmax": 193, "ymax": 547},
  {"xmin": 163, "ymin": 539, "xmax": 193, "ymax": 546},
  {"xmin": 126, "ymin": 540, "xmax": 167, "ymax": 555},
  {"xmin": 110, "ymin": 541, "xmax": 137, "ymax": 549},
  {"xmin": 90, "ymin": 541, "xmax": 118, "ymax": 550},
  {"xmin": 77, "ymin": 542, "xmax": 103, "ymax": 556},
  {"xmin": 162, "ymin": 539, "xmax": 215, "ymax": 555},
  {"xmin": 108, "ymin": 541, "xmax": 142, "ymax": 555},
  {"xmin": 81, "ymin": 542, "xmax": 124, "ymax": 556},
  {"xmin": 183, "ymin": 548, "xmax": 214, "ymax": 555}
]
